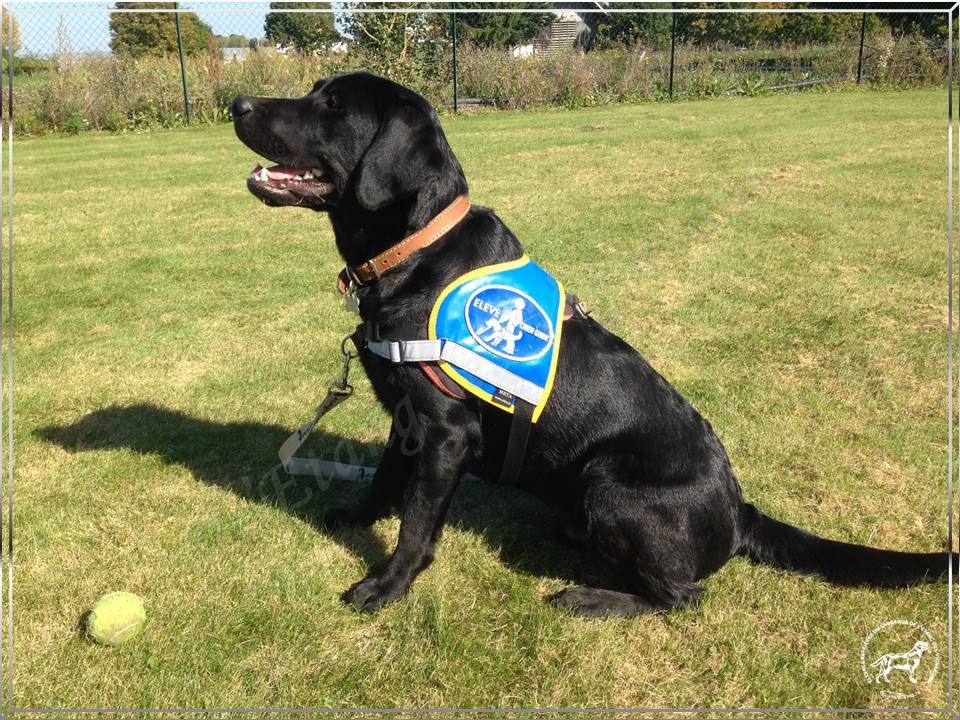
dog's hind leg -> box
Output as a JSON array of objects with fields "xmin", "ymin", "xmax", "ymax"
[
  {"xmin": 548, "ymin": 569, "xmax": 703, "ymax": 617},
  {"xmin": 548, "ymin": 580, "xmax": 701, "ymax": 617},
  {"xmin": 547, "ymin": 479, "xmax": 707, "ymax": 618},
  {"xmin": 548, "ymin": 586, "xmax": 662, "ymax": 617}
]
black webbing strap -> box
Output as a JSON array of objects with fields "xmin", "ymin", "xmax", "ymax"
[{"xmin": 500, "ymin": 399, "xmax": 534, "ymax": 484}]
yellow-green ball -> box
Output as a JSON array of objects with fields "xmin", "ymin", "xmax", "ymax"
[{"xmin": 87, "ymin": 592, "xmax": 146, "ymax": 646}]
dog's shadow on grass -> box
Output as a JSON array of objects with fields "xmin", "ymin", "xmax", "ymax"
[{"xmin": 37, "ymin": 403, "xmax": 600, "ymax": 589}]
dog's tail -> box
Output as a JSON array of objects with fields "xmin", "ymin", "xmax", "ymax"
[{"xmin": 737, "ymin": 503, "xmax": 956, "ymax": 587}]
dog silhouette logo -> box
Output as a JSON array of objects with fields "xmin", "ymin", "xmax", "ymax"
[
  {"xmin": 871, "ymin": 640, "xmax": 929, "ymax": 684},
  {"xmin": 860, "ymin": 620, "xmax": 939, "ymax": 699},
  {"xmin": 466, "ymin": 286, "xmax": 553, "ymax": 361}
]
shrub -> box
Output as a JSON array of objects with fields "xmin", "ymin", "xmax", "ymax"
[
  {"xmin": 9, "ymin": 30, "xmax": 953, "ymax": 137},
  {"xmin": 2, "ymin": 55, "xmax": 53, "ymax": 75}
]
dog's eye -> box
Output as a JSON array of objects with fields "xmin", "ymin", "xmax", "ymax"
[{"xmin": 324, "ymin": 94, "xmax": 340, "ymax": 110}]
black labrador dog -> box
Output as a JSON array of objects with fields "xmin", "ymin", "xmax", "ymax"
[{"xmin": 232, "ymin": 72, "xmax": 954, "ymax": 616}]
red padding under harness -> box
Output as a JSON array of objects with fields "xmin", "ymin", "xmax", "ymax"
[{"xmin": 417, "ymin": 361, "xmax": 468, "ymax": 399}]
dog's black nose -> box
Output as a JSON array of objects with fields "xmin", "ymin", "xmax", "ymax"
[{"xmin": 231, "ymin": 96, "xmax": 254, "ymax": 119}]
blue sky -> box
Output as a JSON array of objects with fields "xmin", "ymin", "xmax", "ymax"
[{"xmin": 11, "ymin": 2, "xmax": 273, "ymax": 56}]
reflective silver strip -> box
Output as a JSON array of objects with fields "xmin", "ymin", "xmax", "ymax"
[
  {"xmin": 440, "ymin": 342, "xmax": 543, "ymax": 405},
  {"xmin": 367, "ymin": 339, "xmax": 443, "ymax": 363},
  {"xmin": 365, "ymin": 338, "xmax": 544, "ymax": 406}
]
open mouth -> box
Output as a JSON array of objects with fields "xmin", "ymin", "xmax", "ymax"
[{"xmin": 246, "ymin": 164, "xmax": 336, "ymax": 207}]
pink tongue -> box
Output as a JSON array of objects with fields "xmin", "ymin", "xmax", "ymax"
[{"xmin": 264, "ymin": 165, "xmax": 312, "ymax": 180}]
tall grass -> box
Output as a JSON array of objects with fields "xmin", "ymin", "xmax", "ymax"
[
  {"xmin": 12, "ymin": 31, "xmax": 950, "ymax": 135},
  {"xmin": 457, "ymin": 33, "xmax": 950, "ymax": 107}
]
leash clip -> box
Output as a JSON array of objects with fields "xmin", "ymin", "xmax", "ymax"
[
  {"xmin": 345, "ymin": 266, "xmax": 364, "ymax": 288},
  {"xmin": 330, "ymin": 333, "xmax": 357, "ymax": 396},
  {"xmin": 278, "ymin": 333, "xmax": 358, "ymax": 469}
]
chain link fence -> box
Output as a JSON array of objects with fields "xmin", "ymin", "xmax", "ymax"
[{"xmin": 2, "ymin": 3, "xmax": 955, "ymax": 136}]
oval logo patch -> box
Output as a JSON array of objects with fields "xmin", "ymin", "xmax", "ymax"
[{"xmin": 465, "ymin": 285, "xmax": 554, "ymax": 361}]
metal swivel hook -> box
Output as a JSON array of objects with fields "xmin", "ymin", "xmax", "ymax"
[{"xmin": 331, "ymin": 333, "xmax": 358, "ymax": 396}]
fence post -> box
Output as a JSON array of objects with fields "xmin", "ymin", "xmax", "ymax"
[
  {"xmin": 174, "ymin": 2, "xmax": 191, "ymax": 123},
  {"xmin": 857, "ymin": 12, "xmax": 867, "ymax": 85},
  {"xmin": 451, "ymin": 5, "xmax": 459, "ymax": 113},
  {"xmin": 669, "ymin": 3, "xmax": 677, "ymax": 99}
]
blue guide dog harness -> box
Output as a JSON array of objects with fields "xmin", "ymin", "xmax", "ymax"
[
  {"xmin": 279, "ymin": 196, "xmax": 585, "ymax": 484},
  {"xmin": 363, "ymin": 254, "xmax": 567, "ymax": 483},
  {"xmin": 366, "ymin": 256, "xmax": 565, "ymax": 422}
]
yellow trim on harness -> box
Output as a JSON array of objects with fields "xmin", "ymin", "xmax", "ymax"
[
  {"xmin": 427, "ymin": 255, "xmax": 565, "ymax": 422},
  {"xmin": 537, "ymin": 277, "xmax": 565, "ymax": 422}
]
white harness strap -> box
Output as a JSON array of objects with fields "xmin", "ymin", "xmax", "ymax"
[
  {"xmin": 366, "ymin": 339, "xmax": 443, "ymax": 363},
  {"xmin": 366, "ymin": 338, "xmax": 544, "ymax": 406},
  {"xmin": 440, "ymin": 342, "xmax": 544, "ymax": 405}
]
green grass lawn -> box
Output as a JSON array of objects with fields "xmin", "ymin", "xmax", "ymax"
[{"xmin": 7, "ymin": 87, "xmax": 956, "ymax": 714}]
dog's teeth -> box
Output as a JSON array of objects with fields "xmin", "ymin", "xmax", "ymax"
[
  {"xmin": 312, "ymin": 168, "xmax": 324, "ymax": 176},
  {"xmin": 303, "ymin": 171, "xmax": 314, "ymax": 179},
  {"xmin": 258, "ymin": 168, "xmax": 268, "ymax": 181}
]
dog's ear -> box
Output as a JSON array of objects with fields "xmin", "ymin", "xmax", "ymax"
[{"xmin": 354, "ymin": 102, "xmax": 448, "ymax": 212}]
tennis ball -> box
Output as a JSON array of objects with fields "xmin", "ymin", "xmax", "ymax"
[{"xmin": 86, "ymin": 591, "xmax": 146, "ymax": 646}]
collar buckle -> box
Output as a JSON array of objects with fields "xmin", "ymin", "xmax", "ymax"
[{"xmin": 346, "ymin": 265, "xmax": 364, "ymax": 287}]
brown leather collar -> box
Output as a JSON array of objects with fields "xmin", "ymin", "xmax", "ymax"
[{"xmin": 337, "ymin": 195, "xmax": 470, "ymax": 293}]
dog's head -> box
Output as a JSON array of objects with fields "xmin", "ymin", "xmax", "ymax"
[{"xmin": 232, "ymin": 72, "xmax": 466, "ymax": 218}]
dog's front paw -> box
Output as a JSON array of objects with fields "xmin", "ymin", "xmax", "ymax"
[
  {"xmin": 324, "ymin": 505, "xmax": 374, "ymax": 529},
  {"xmin": 341, "ymin": 575, "xmax": 406, "ymax": 613}
]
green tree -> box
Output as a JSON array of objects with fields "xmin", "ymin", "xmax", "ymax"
[
  {"xmin": 773, "ymin": 12, "xmax": 863, "ymax": 44},
  {"xmin": 263, "ymin": 2, "xmax": 339, "ymax": 51},
  {"xmin": 215, "ymin": 33, "xmax": 251, "ymax": 48},
  {"xmin": 882, "ymin": 11, "xmax": 950, "ymax": 40},
  {"xmin": 679, "ymin": 3, "xmax": 761, "ymax": 46},
  {"xmin": 342, "ymin": 2, "xmax": 414, "ymax": 54},
  {"xmin": 1, "ymin": 4, "xmax": 21, "ymax": 54},
  {"xmin": 340, "ymin": 3, "xmax": 448, "ymax": 87},
  {"xmin": 453, "ymin": 4, "xmax": 553, "ymax": 49},
  {"xmin": 109, "ymin": 2, "xmax": 216, "ymax": 57},
  {"xmin": 824, "ymin": 1, "xmax": 951, "ymax": 39},
  {"xmin": 582, "ymin": 2, "xmax": 949, "ymax": 50},
  {"xmin": 342, "ymin": 3, "xmax": 442, "ymax": 60},
  {"xmin": 590, "ymin": 7, "xmax": 672, "ymax": 50},
  {"xmin": 659, "ymin": 3, "xmax": 867, "ymax": 47}
]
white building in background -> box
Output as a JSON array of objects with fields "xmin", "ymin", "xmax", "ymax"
[
  {"xmin": 554, "ymin": 9, "xmax": 584, "ymax": 23},
  {"xmin": 542, "ymin": 10, "xmax": 590, "ymax": 54},
  {"xmin": 221, "ymin": 47, "xmax": 249, "ymax": 63},
  {"xmin": 510, "ymin": 6, "xmax": 600, "ymax": 58}
]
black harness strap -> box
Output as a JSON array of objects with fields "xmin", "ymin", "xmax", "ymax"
[
  {"xmin": 357, "ymin": 313, "xmax": 578, "ymax": 485},
  {"xmin": 500, "ymin": 399, "xmax": 534, "ymax": 484}
]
